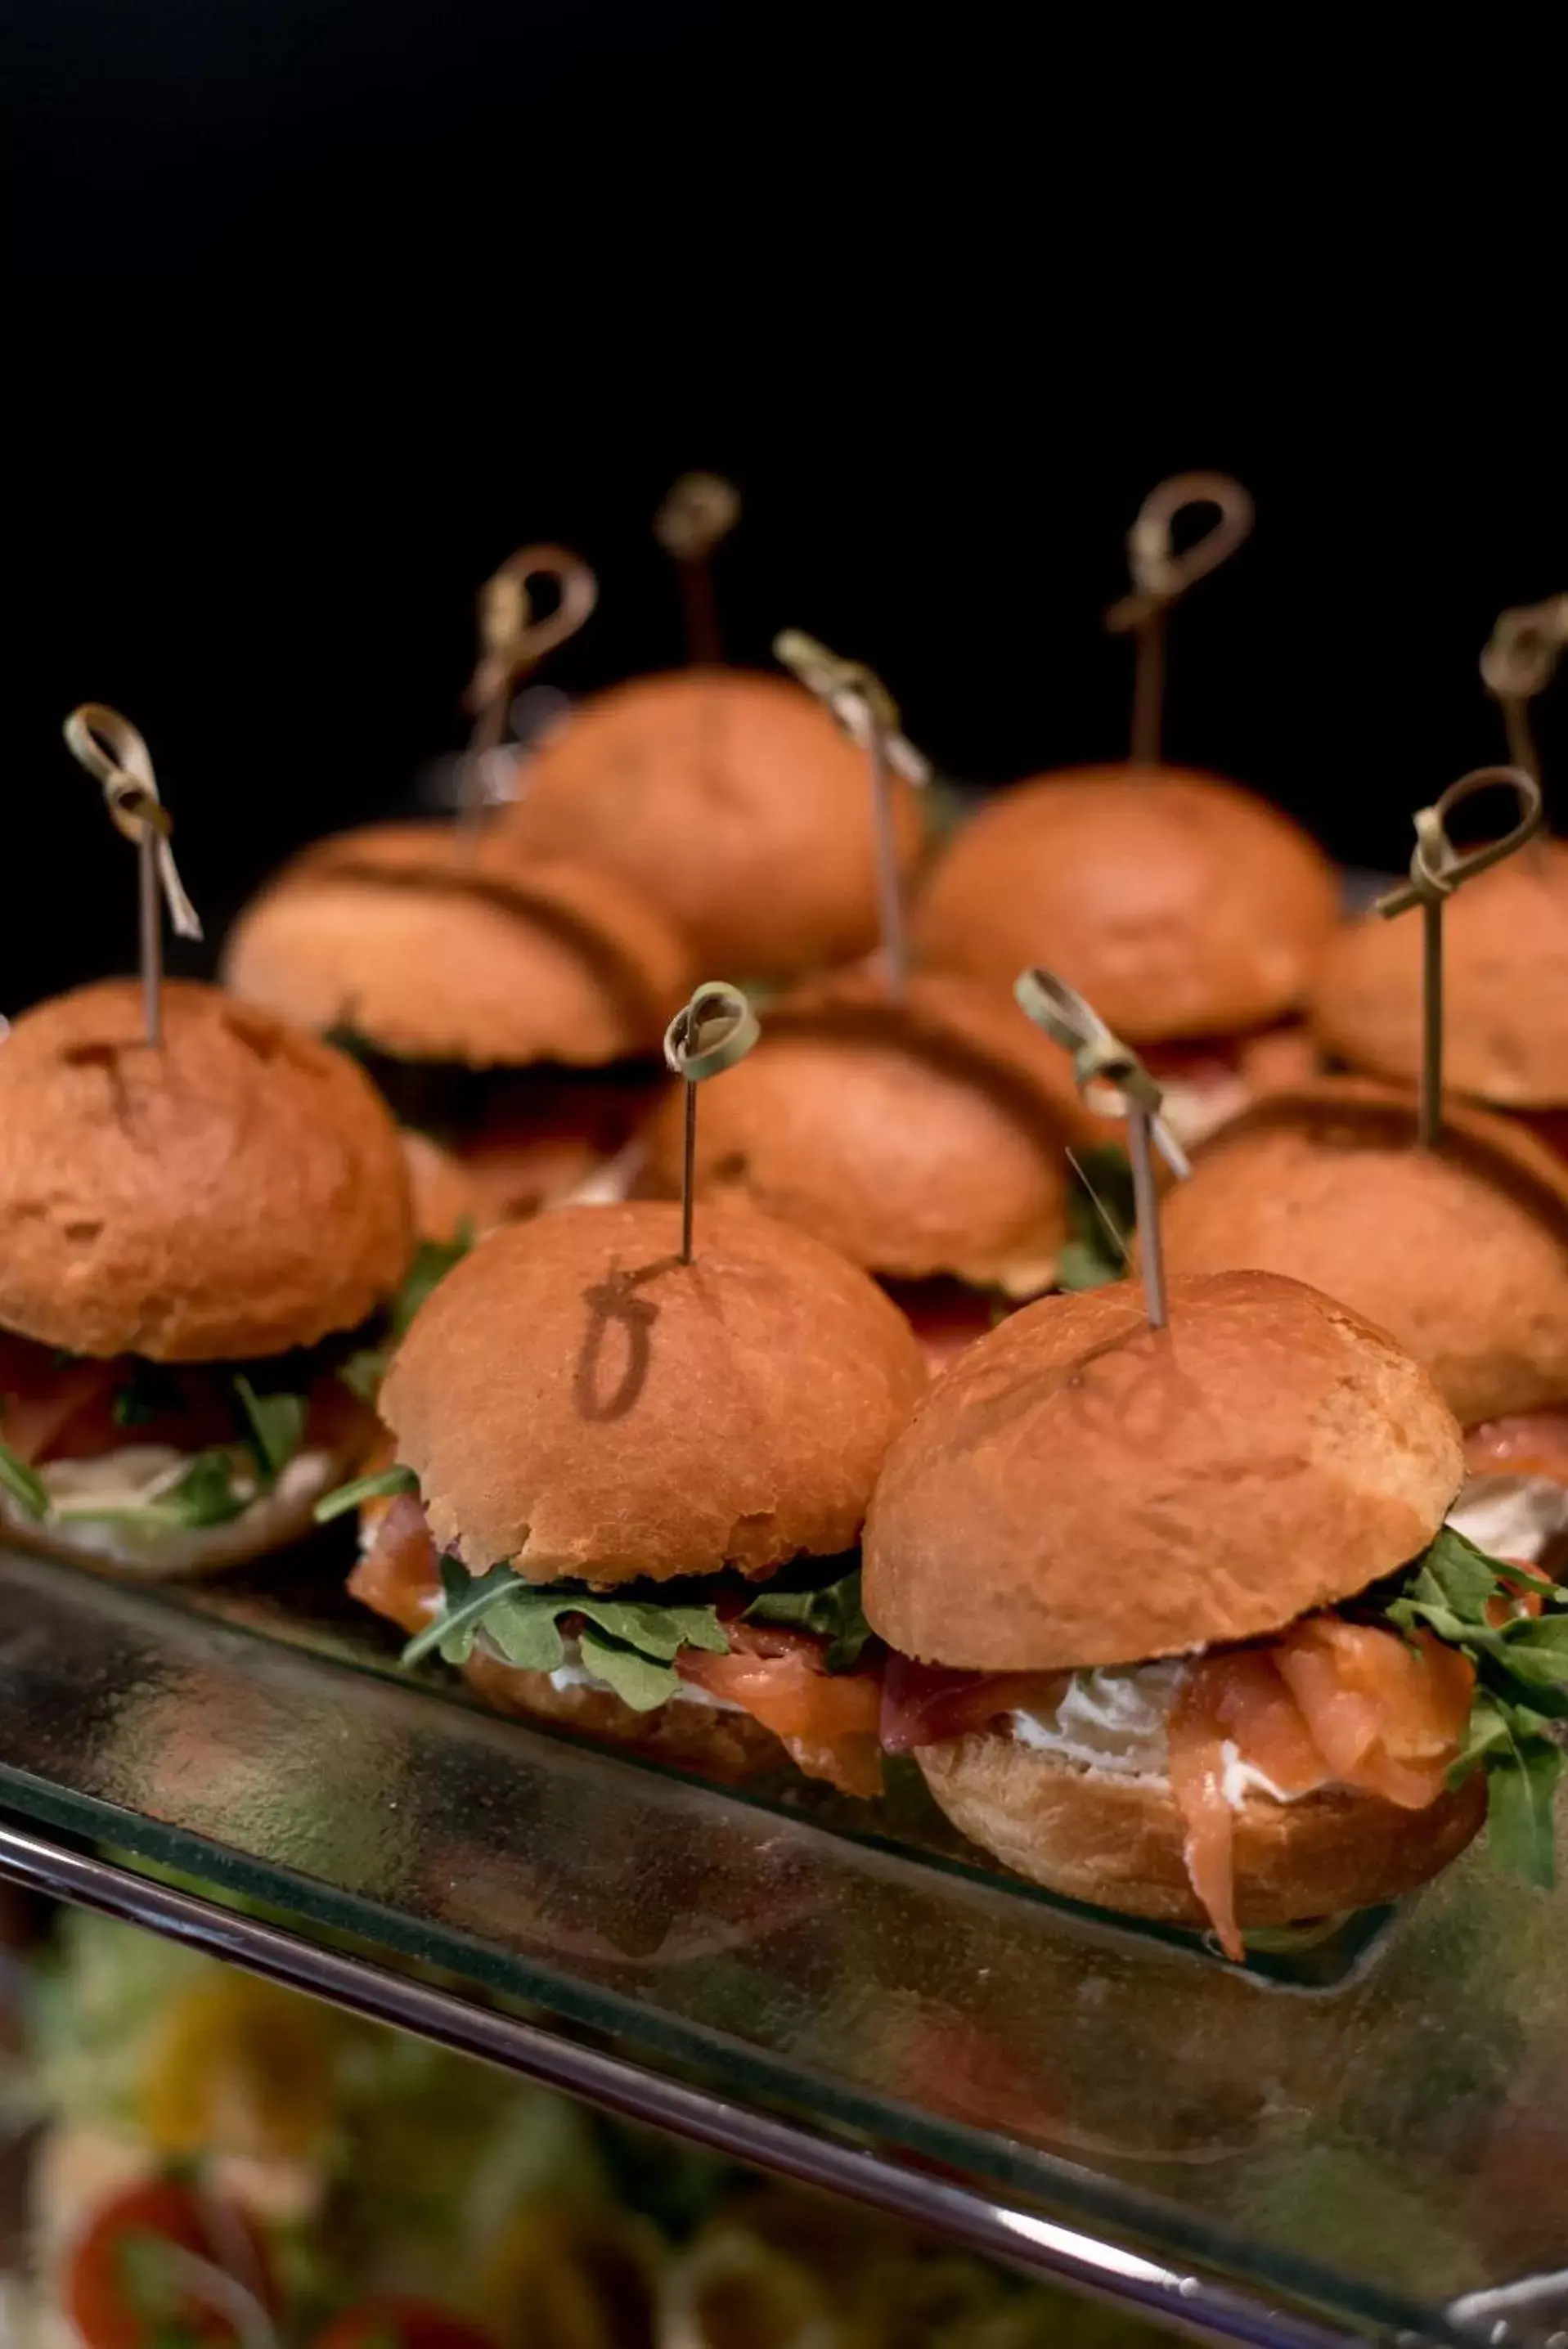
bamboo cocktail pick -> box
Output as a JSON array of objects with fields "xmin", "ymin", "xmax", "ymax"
[
  {"xmin": 654, "ymin": 474, "xmax": 740, "ymax": 666},
  {"xmin": 62, "ymin": 704, "xmax": 203, "ymax": 1049},
  {"xmin": 1014, "ymin": 968, "xmax": 1191, "ymax": 1330},
  {"xmin": 772, "ymin": 631, "xmax": 929, "ymax": 1004},
  {"xmin": 1376, "ymin": 765, "xmax": 1543, "ymax": 1150},
  {"xmin": 1104, "ymin": 472, "xmax": 1255, "ymax": 768},
  {"xmin": 663, "ymin": 981, "xmax": 761, "ymax": 1264},
  {"xmin": 461, "ymin": 544, "xmax": 598, "ymax": 814},
  {"xmin": 1480, "ymin": 593, "xmax": 1568, "ymax": 786}
]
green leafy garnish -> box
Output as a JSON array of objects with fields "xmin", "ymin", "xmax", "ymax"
[
  {"xmin": 53, "ymin": 1448, "xmax": 254, "ymax": 1533},
  {"xmin": 232, "ymin": 1373, "xmax": 307, "ymax": 1480},
  {"xmin": 0, "ymin": 1437, "xmax": 49, "ymax": 1520},
  {"xmin": 744, "ymin": 1563, "xmax": 871, "ymax": 1673},
  {"xmin": 337, "ymin": 1224, "xmax": 476, "ymax": 1404},
  {"xmin": 402, "ymin": 1557, "xmax": 730, "ymax": 1710},
  {"xmin": 1385, "ymin": 1525, "xmax": 1568, "ymax": 1888},
  {"xmin": 313, "ymin": 1463, "xmax": 420, "ymax": 1524},
  {"xmin": 1057, "ymin": 1145, "xmax": 1134, "ymax": 1291},
  {"xmin": 394, "ymin": 1225, "xmax": 474, "ymax": 1336}
]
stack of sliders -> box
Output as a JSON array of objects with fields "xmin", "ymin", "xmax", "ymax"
[
  {"xmin": 344, "ymin": 1200, "xmax": 925, "ymax": 1791},
  {"xmin": 642, "ymin": 966, "xmax": 1116, "ymax": 1369},
  {"xmin": 864, "ymin": 1269, "xmax": 1568, "ymax": 1957},
  {"xmin": 911, "ymin": 770, "xmax": 1336, "ymax": 1151},
  {"xmin": 0, "ymin": 981, "xmax": 413, "ymax": 1577},
  {"xmin": 223, "ymin": 823, "xmax": 694, "ymax": 1236},
  {"xmin": 497, "ymin": 667, "xmax": 926, "ymax": 983},
  {"xmin": 1160, "ymin": 1083, "xmax": 1568, "ymax": 1566}
]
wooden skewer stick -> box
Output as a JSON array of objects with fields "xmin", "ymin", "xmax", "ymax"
[
  {"xmin": 773, "ymin": 630, "xmax": 929, "ymax": 1005},
  {"xmin": 62, "ymin": 704, "xmax": 203, "ymax": 1048},
  {"xmin": 1104, "ymin": 472, "xmax": 1254, "ymax": 767},
  {"xmin": 654, "ymin": 474, "xmax": 740, "ymax": 667},
  {"xmin": 662, "ymin": 981, "xmax": 761, "ymax": 1264},
  {"xmin": 1375, "ymin": 766, "xmax": 1543, "ymax": 1151},
  {"xmin": 461, "ymin": 544, "xmax": 598, "ymax": 816},
  {"xmin": 1480, "ymin": 592, "xmax": 1568, "ymax": 788},
  {"xmin": 1014, "ymin": 968, "xmax": 1190, "ymax": 1330}
]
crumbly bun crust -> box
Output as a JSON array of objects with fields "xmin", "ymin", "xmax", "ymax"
[
  {"xmin": 642, "ymin": 968, "xmax": 1107, "ymax": 1292},
  {"xmin": 0, "ymin": 980, "xmax": 411, "ymax": 1361},
  {"xmin": 918, "ymin": 1732, "xmax": 1487, "ymax": 1929},
  {"xmin": 1311, "ymin": 842, "xmax": 1568, "ymax": 1106},
  {"xmin": 913, "ymin": 766, "xmax": 1339, "ymax": 1041},
  {"xmin": 223, "ymin": 822, "xmax": 692, "ymax": 1067},
  {"xmin": 1160, "ymin": 1080, "xmax": 1568, "ymax": 1425},
  {"xmin": 381, "ymin": 1199, "xmax": 928, "ymax": 1582},
  {"xmin": 863, "ymin": 1269, "xmax": 1462, "ymax": 1671},
  {"xmin": 499, "ymin": 668, "xmax": 924, "ymax": 980},
  {"xmin": 459, "ymin": 1647, "xmax": 788, "ymax": 1782}
]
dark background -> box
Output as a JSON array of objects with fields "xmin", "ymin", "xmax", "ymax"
[{"xmin": 7, "ymin": 3, "xmax": 1566, "ymax": 1012}]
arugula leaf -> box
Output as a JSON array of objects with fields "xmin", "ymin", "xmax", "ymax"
[
  {"xmin": 745, "ymin": 1565, "xmax": 872, "ymax": 1673},
  {"xmin": 232, "ymin": 1373, "xmax": 307, "ymax": 1480},
  {"xmin": 1485, "ymin": 1721, "xmax": 1563, "ymax": 1889},
  {"xmin": 0, "ymin": 1437, "xmax": 49, "ymax": 1520},
  {"xmin": 54, "ymin": 1448, "xmax": 254, "ymax": 1532},
  {"xmin": 401, "ymin": 1559, "xmax": 730, "ymax": 1709},
  {"xmin": 338, "ymin": 1345, "xmax": 389, "ymax": 1405},
  {"xmin": 313, "ymin": 1463, "xmax": 419, "ymax": 1525},
  {"xmin": 394, "ymin": 1224, "xmax": 474, "ymax": 1336},
  {"xmin": 1378, "ymin": 1523, "xmax": 1568, "ymax": 1890},
  {"xmin": 577, "ymin": 1630, "xmax": 681, "ymax": 1710},
  {"xmin": 1057, "ymin": 1145, "xmax": 1134, "ymax": 1291}
]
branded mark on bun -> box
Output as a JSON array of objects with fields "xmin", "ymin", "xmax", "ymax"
[{"xmin": 863, "ymin": 1271, "xmax": 1568, "ymax": 1959}]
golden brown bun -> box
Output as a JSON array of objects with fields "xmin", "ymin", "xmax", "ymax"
[
  {"xmin": 918, "ymin": 1731, "xmax": 1486, "ymax": 1930},
  {"xmin": 1311, "ymin": 842, "xmax": 1568, "ymax": 1106},
  {"xmin": 381, "ymin": 1199, "xmax": 927, "ymax": 1582},
  {"xmin": 223, "ymin": 822, "xmax": 693, "ymax": 1067},
  {"xmin": 1161, "ymin": 1080, "xmax": 1568, "ymax": 1426},
  {"xmin": 913, "ymin": 766, "xmax": 1339, "ymax": 1041},
  {"xmin": 643, "ymin": 968, "xmax": 1107, "ymax": 1292},
  {"xmin": 0, "ymin": 981, "xmax": 412, "ymax": 1362},
  {"xmin": 459, "ymin": 1646, "xmax": 788, "ymax": 1782},
  {"xmin": 499, "ymin": 668, "xmax": 924, "ymax": 981},
  {"xmin": 863, "ymin": 1269, "xmax": 1462, "ymax": 1671}
]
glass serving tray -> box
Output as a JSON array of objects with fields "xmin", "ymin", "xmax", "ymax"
[{"xmin": 2, "ymin": 1535, "xmax": 1567, "ymax": 2349}]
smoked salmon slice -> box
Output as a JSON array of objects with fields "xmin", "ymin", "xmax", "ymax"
[
  {"xmin": 1167, "ymin": 1619, "xmax": 1473, "ymax": 1958},
  {"xmin": 1464, "ymin": 1410, "xmax": 1568, "ymax": 1485},
  {"xmin": 680, "ymin": 1624, "xmax": 885, "ymax": 1797}
]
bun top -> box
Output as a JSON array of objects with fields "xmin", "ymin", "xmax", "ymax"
[
  {"xmin": 1310, "ymin": 841, "xmax": 1568, "ymax": 1106},
  {"xmin": 1160, "ymin": 1078, "xmax": 1568, "ymax": 1424},
  {"xmin": 864, "ymin": 1269, "xmax": 1461, "ymax": 1672},
  {"xmin": 223, "ymin": 822, "xmax": 693, "ymax": 1067},
  {"xmin": 643, "ymin": 968, "xmax": 1107, "ymax": 1293},
  {"xmin": 381, "ymin": 1199, "xmax": 927, "ymax": 1584},
  {"xmin": 0, "ymin": 980, "xmax": 412, "ymax": 1361},
  {"xmin": 913, "ymin": 766, "xmax": 1338, "ymax": 1041},
  {"xmin": 497, "ymin": 669, "xmax": 924, "ymax": 981}
]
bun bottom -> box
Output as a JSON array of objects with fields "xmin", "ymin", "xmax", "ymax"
[
  {"xmin": 461, "ymin": 1646, "xmax": 786, "ymax": 1783},
  {"xmin": 918, "ymin": 1730, "xmax": 1487, "ymax": 1933}
]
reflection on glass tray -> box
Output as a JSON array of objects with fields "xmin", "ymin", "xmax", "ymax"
[
  {"xmin": 4, "ymin": 1539, "xmax": 1568, "ymax": 2346},
  {"xmin": 175, "ymin": 1530, "xmax": 1398, "ymax": 1992}
]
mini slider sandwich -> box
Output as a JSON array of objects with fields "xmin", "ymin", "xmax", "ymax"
[
  {"xmin": 224, "ymin": 822, "xmax": 693, "ymax": 1233},
  {"xmin": 344, "ymin": 1200, "xmax": 924, "ymax": 1790},
  {"xmin": 911, "ymin": 476, "xmax": 1337, "ymax": 1147},
  {"xmin": 0, "ymin": 980, "xmax": 412, "ymax": 1577},
  {"xmin": 642, "ymin": 966, "xmax": 1110, "ymax": 1368},
  {"xmin": 865, "ymin": 1269, "xmax": 1568, "ymax": 1958},
  {"xmin": 1161, "ymin": 1081, "xmax": 1568, "ymax": 1566}
]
